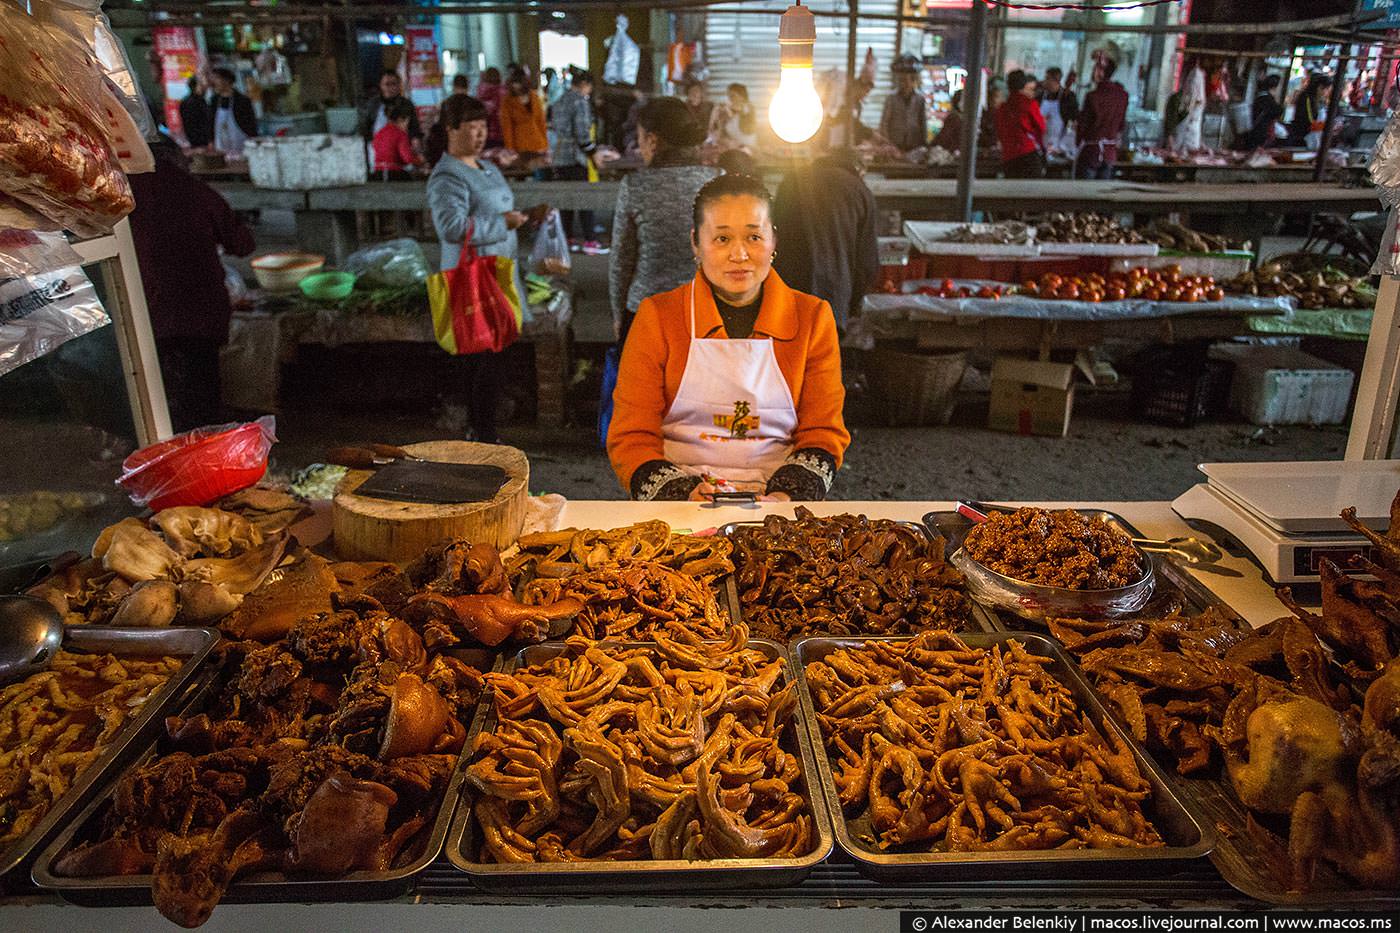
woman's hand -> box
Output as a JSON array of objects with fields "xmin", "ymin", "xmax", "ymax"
[
  {"xmin": 688, "ymin": 482, "xmax": 719, "ymax": 501},
  {"xmin": 758, "ymin": 492, "xmax": 791, "ymax": 502},
  {"xmin": 503, "ymin": 210, "xmax": 527, "ymax": 229}
]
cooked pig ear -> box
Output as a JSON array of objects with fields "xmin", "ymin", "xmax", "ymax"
[
  {"xmin": 100, "ymin": 519, "xmax": 184, "ymax": 582},
  {"xmin": 110, "ymin": 579, "xmax": 180, "ymax": 627},
  {"xmin": 176, "ymin": 581, "xmax": 244, "ymax": 623},
  {"xmin": 92, "ymin": 517, "xmax": 150, "ymax": 559},
  {"xmin": 181, "ymin": 531, "xmax": 288, "ymax": 595},
  {"xmin": 154, "ymin": 507, "xmax": 263, "ymax": 558}
]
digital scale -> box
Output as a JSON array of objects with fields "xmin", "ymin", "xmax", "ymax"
[{"xmin": 1171, "ymin": 460, "xmax": 1400, "ymax": 585}]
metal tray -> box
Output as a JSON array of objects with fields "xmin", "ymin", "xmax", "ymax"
[
  {"xmin": 791, "ymin": 632, "xmax": 1216, "ymax": 881},
  {"xmin": 30, "ymin": 645, "xmax": 501, "ymax": 908},
  {"xmin": 0, "ymin": 625, "xmax": 219, "ymax": 890},
  {"xmin": 445, "ymin": 637, "xmax": 834, "ymax": 892},
  {"xmin": 721, "ymin": 518, "xmax": 999, "ymax": 638},
  {"xmin": 926, "ymin": 508, "xmax": 1400, "ymax": 906}
]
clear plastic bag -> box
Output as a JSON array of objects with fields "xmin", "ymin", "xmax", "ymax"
[
  {"xmin": 0, "ymin": 229, "xmax": 83, "ymax": 277},
  {"xmin": 1370, "ymin": 108, "xmax": 1400, "ymax": 276},
  {"xmin": 529, "ymin": 209, "xmax": 571, "ymax": 275},
  {"xmin": 342, "ymin": 237, "xmax": 431, "ymax": 287},
  {"xmin": 0, "ymin": 3, "xmax": 134, "ymax": 235},
  {"xmin": 0, "ymin": 264, "xmax": 110, "ymax": 378},
  {"xmin": 602, "ymin": 14, "xmax": 641, "ymax": 85}
]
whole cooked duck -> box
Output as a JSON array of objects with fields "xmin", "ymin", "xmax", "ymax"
[
  {"xmin": 465, "ymin": 626, "xmax": 815, "ymax": 863},
  {"xmin": 804, "ymin": 630, "xmax": 1164, "ymax": 852},
  {"xmin": 731, "ymin": 507, "xmax": 972, "ymax": 640},
  {"xmin": 1054, "ymin": 491, "xmax": 1400, "ymax": 891},
  {"xmin": 51, "ymin": 581, "xmax": 487, "ymax": 927}
]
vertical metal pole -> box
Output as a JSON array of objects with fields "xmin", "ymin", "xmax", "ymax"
[
  {"xmin": 956, "ymin": 0, "xmax": 987, "ymax": 222},
  {"xmin": 847, "ymin": 0, "xmax": 860, "ymax": 146},
  {"xmin": 1313, "ymin": 43, "xmax": 1349, "ymax": 182}
]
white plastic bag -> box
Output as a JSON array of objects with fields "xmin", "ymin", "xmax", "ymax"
[
  {"xmin": 602, "ymin": 14, "xmax": 641, "ymax": 86},
  {"xmin": 1369, "ymin": 108, "xmax": 1400, "ymax": 276},
  {"xmin": 0, "ymin": 265, "xmax": 110, "ymax": 377},
  {"xmin": 343, "ymin": 237, "xmax": 431, "ymax": 286},
  {"xmin": 530, "ymin": 209, "xmax": 571, "ymax": 275}
]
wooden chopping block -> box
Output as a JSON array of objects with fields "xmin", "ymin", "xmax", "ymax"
[{"xmin": 332, "ymin": 440, "xmax": 529, "ymax": 562}]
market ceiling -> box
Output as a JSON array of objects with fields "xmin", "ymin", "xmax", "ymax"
[{"xmin": 109, "ymin": 0, "xmax": 1380, "ymax": 35}]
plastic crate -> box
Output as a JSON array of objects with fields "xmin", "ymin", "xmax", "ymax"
[{"xmin": 1130, "ymin": 344, "xmax": 1233, "ymax": 427}]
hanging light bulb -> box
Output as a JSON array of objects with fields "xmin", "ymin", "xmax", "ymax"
[{"xmin": 768, "ymin": 3, "xmax": 823, "ymax": 144}]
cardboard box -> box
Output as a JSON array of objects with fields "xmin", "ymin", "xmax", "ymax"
[
  {"xmin": 988, "ymin": 357, "xmax": 1076, "ymax": 437},
  {"xmin": 1208, "ymin": 344, "xmax": 1354, "ymax": 426}
]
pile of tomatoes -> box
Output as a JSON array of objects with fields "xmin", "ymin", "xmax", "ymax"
[
  {"xmin": 913, "ymin": 279, "xmax": 1010, "ymax": 300},
  {"xmin": 1019, "ymin": 266, "xmax": 1226, "ymax": 303}
]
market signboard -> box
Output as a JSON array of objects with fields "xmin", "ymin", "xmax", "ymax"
[
  {"xmin": 153, "ymin": 25, "xmax": 202, "ymax": 143},
  {"xmin": 1363, "ymin": 0, "xmax": 1400, "ymax": 29},
  {"xmin": 405, "ymin": 24, "xmax": 443, "ymax": 130}
]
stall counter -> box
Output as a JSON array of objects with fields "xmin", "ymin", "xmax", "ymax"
[{"xmin": 0, "ymin": 499, "xmax": 1290, "ymax": 930}]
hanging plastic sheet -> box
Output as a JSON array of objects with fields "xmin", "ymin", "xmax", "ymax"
[
  {"xmin": 0, "ymin": 265, "xmax": 110, "ymax": 377},
  {"xmin": 1370, "ymin": 108, "xmax": 1400, "ymax": 276}
]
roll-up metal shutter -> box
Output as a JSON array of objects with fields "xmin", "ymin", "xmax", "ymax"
[{"xmin": 704, "ymin": 0, "xmax": 900, "ymax": 121}]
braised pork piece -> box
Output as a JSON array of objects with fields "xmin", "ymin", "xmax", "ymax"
[
  {"xmin": 805, "ymin": 631, "xmax": 1164, "ymax": 852},
  {"xmin": 1052, "ymin": 493, "xmax": 1400, "ymax": 891},
  {"xmin": 962, "ymin": 508, "xmax": 1142, "ymax": 590},
  {"xmin": 49, "ymin": 542, "xmax": 525, "ymax": 928},
  {"xmin": 466, "ymin": 626, "xmax": 815, "ymax": 863},
  {"xmin": 731, "ymin": 508, "xmax": 972, "ymax": 640}
]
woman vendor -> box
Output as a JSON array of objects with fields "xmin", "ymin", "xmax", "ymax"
[{"xmin": 607, "ymin": 173, "xmax": 850, "ymax": 501}]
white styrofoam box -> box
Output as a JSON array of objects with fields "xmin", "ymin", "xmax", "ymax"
[
  {"xmin": 1110, "ymin": 251, "xmax": 1254, "ymax": 280},
  {"xmin": 1210, "ymin": 344, "xmax": 1355, "ymax": 426},
  {"xmin": 246, "ymin": 134, "xmax": 367, "ymax": 190},
  {"xmin": 878, "ymin": 236, "xmax": 911, "ymax": 266},
  {"xmin": 903, "ymin": 221, "xmax": 1040, "ymax": 257},
  {"xmin": 1036, "ymin": 241, "xmax": 1160, "ymax": 257}
]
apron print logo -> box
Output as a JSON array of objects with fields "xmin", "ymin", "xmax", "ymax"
[{"xmin": 712, "ymin": 400, "xmax": 760, "ymax": 439}]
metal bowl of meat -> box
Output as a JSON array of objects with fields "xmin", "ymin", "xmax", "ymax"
[{"xmin": 949, "ymin": 507, "xmax": 1155, "ymax": 621}]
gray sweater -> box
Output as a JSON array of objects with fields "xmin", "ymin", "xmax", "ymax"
[
  {"xmin": 608, "ymin": 162, "xmax": 720, "ymax": 335},
  {"xmin": 427, "ymin": 153, "xmax": 528, "ymax": 319},
  {"xmin": 549, "ymin": 88, "xmax": 596, "ymax": 168}
]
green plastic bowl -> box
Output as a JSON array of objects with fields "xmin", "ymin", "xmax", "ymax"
[{"xmin": 298, "ymin": 270, "xmax": 356, "ymax": 300}]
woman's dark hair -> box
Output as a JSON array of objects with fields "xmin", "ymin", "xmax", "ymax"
[
  {"xmin": 1262, "ymin": 73, "xmax": 1281, "ymax": 93},
  {"xmin": 950, "ymin": 88, "xmax": 963, "ymax": 110},
  {"xmin": 637, "ymin": 96, "xmax": 705, "ymax": 150},
  {"xmin": 211, "ymin": 66, "xmax": 236, "ymax": 84},
  {"xmin": 451, "ymin": 74, "xmax": 470, "ymax": 92},
  {"xmin": 1007, "ymin": 69, "xmax": 1031, "ymax": 93},
  {"xmin": 726, "ymin": 83, "xmax": 755, "ymax": 134},
  {"xmin": 572, "ymin": 69, "xmax": 594, "ymax": 87},
  {"xmin": 716, "ymin": 148, "xmax": 757, "ymax": 176},
  {"xmin": 482, "ymin": 67, "xmax": 502, "ymax": 84},
  {"xmin": 385, "ymin": 98, "xmax": 415, "ymax": 123},
  {"xmin": 440, "ymin": 94, "xmax": 488, "ymax": 129},
  {"xmin": 691, "ymin": 171, "xmax": 773, "ymax": 230}
]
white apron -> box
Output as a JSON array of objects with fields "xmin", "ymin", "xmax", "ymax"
[
  {"xmin": 213, "ymin": 102, "xmax": 249, "ymax": 156},
  {"xmin": 660, "ymin": 281, "xmax": 798, "ymax": 490},
  {"xmin": 1040, "ymin": 96, "xmax": 1065, "ymax": 153}
]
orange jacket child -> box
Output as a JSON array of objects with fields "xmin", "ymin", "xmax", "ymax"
[{"xmin": 607, "ymin": 271, "xmax": 849, "ymax": 501}]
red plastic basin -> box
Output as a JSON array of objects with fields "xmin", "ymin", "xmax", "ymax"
[{"xmin": 119, "ymin": 419, "xmax": 274, "ymax": 511}]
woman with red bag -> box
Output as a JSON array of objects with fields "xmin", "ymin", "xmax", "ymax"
[{"xmin": 428, "ymin": 94, "xmax": 543, "ymax": 442}]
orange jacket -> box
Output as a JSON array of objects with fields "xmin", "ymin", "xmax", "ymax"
[
  {"xmin": 607, "ymin": 271, "xmax": 850, "ymax": 491},
  {"xmin": 500, "ymin": 93, "xmax": 548, "ymax": 153}
]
